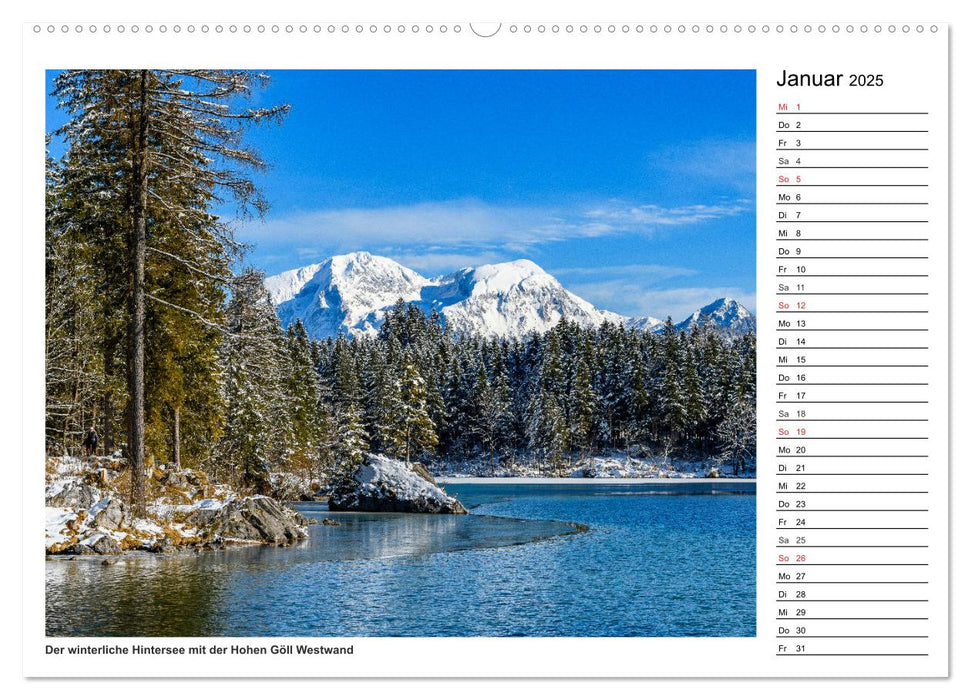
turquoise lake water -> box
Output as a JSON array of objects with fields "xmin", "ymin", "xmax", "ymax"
[{"xmin": 46, "ymin": 481, "xmax": 755, "ymax": 637}]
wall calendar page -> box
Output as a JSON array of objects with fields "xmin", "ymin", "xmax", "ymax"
[{"xmin": 17, "ymin": 3, "xmax": 956, "ymax": 688}]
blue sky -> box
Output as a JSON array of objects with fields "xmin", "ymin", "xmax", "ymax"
[{"xmin": 47, "ymin": 69, "xmax": 755, "ymax": 320}]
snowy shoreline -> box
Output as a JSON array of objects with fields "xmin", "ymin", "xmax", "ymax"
[
  {"xmin": 437, "ymin": 477, "xmax": 756, "ymax": 484},
  {"xmin": 45, "ymin": 456, "xmax": 310, "ymax": 556},
  {"xmin": 425, "ymin": 451, "xmax": 755, "ymax": 480}
]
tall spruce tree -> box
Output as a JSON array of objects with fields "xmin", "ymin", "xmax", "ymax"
[
  {"xmin": 567, "ymin": 352, "xmax": 596, "ymax": 459},
  {"xmin": 389, "ymin": 353, "xmax": 439, "ymax": 465},
  {"xmin": 51, "ymin": 70, "xmax": 288, "ymax": 514},
  {"xmin": 331, "ymin": 336, "xmax": 369, "ymax": 480},
  {"xmin": 217, "ymin": 270, "xmax": 291, "ymax": 492},
  {"xmin": 682, "ymin": 340, "xmax": 708, "ymax": 456},
  {"xmin": 283, "ymin": 320, "xmax": 330, "ymax": 481}
]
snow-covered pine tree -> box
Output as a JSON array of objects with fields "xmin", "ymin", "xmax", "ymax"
[
  {"xmin": 329, "ymin": 335, "xmax": 369, "ymax": 482},
  {"xmin": 717, "ymin": 384, "xmax": 756, "ymax": 475},
  {"xmin": 217, "ymin": 270, "xmax": 292, "ymax": 492},
  {"xmin": 423, "ymin": 336, "xmax": 452, "ymax": 449},
  {"xmin": 469, "ymin": 360, "xmax": 494, "ymax": 455},
  {"xmin": 625, "ymin": 334, "xmax": 652, "ymax": 450},
  {"xmin": 283, "ymin": 320, "xmax": 330, "ymax": 482},
  {"xmin": 697, "ymin": 330, "xmax": 728, "ymax": 457},
  {"xmin": 591, "ymin": 322, "xmax": 624, "ymax": 449},
  {"xmin": 682, "ymin": 332, "xmax": 708, "ymax": 456},
  {"xmin": 333, "ymin": 401, "xmax": 369, "ymax": 487},
  {"xmin": 467, "ymin": 355, "xmax": 512, "ymax": 471},
  {"xmin": 363, "ymin": 345, "xmax": 399, "ymax": 454},
  {"xmin": 527, "ymin": 388, "xmax": 568, "ymax": 475},
  {"xmin": 566, "ymin": 349, "xmax": 597, "ymax": 460},
  {"xmin": 440, "ymin": 352, "xmax": 469, "ymax": 456},
  {"xmin": 388, "ymin": 352, "xmax": 438, "ymax": 465},
  {"xmin": 484, "ymin": 350, "xmax": 513, "ymax": 470},
  {"xmin": 658, "ymin": 318, "xmax": 689, "ymax": 451}
]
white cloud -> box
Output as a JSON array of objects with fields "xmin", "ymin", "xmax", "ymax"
[
  {"xmin": 647, "ymin": 140, "xmax": 756, "ymax": 193},
  {"xmin": 236, "ymin": 199, "xmax": 559, "ymax": 250},
  {"xmin": 585, "ymin": 202, "xmax": 749, "ymax": 227},
  {"xmin": 385, "ymin": 250, "xmax": 506, "ymax": 275},
  {"xmin": 235, "ymin": 196, "xmax": 750, "ymax": 255},
  {"xmin": 552, "ymin": 263, "xmax": 697, "ymax": 280}
]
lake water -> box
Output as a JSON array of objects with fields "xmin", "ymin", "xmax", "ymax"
[{"xmin": 46, "ymin": 481, "xmax": 756, "ymax": 637}]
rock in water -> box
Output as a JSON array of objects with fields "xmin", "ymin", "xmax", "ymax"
[
  {"xmin": 63, "ymin": 533, "xmax": 122, "ymax": 556},
  {"xmin": 329, "ymin": 454, "xmax": 468, "ymax": 514},
  {"xmin": 89, "ymin": 533, "xmax": 123, "ymax": 555},
  {"xmin": 188, "ymin": 496, "xmax": 310, "ymax": 544}
]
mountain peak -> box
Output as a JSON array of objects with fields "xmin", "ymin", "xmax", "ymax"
[
  {"xmin": 329, "ymin": 250, "xmax": 380, "ymax": 268},
  {"xmin": 676, "ymin": 297, "xmax": 755, "ymax": 334},
  {"xmin": 265, "ymin": 252, "xmax": 429, "ymax": 338},
  {"xmin": 466, "ymin": 259, "xmax": 552, "ymax": 293},
  {"xmin": 264, "ymin": 251, "xmax": 754, "ymax": 339}
]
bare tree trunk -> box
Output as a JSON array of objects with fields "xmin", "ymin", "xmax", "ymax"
[
  {"xmin": 128, "ymin": 70, "xmax": 149, "ymax": 516},
  {"xmin": 103, "ymin": 345, "xmax": 114, "ymax": 455},
  {"xmin": 172, "ymin": 406, "xmax": 181, "ymax": 469}
]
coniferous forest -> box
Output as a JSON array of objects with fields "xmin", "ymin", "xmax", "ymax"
[{"xmin": 45, "ymin": 70, "xmax": 757, "ymax": 515}]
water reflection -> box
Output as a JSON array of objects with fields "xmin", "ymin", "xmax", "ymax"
[
  {"xmin": 46, "ymin": 505, "xmax": 578, "ymax": 637},
  {"xmin": 47, "ymin": 555, "xmax": 225, "ymax": 636},
  {"xmin": 46, "ymin": 485, "xmax": 755, "ymax": 637}
]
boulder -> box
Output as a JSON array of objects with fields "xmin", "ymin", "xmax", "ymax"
[
  {"xmin": 147, "ymin": 535, "xmax": 180, "ymax": 554},
  {"xmin": 62, "ymin": 543, "xmax": 97, "ymax": 555},
  {"xmin": 90, "ymin": 497, "xmax": 128, "ymax": 531},
  {"xmin": 46, "ymin": 481, "xmax": 99, "ymax": 510},
  {"xmin": 329, "ymin": 454, "xmax": 467, "ymax": 515},
  {"xmin": 159, "ymin": 469, "xmax": 189, "ymax": 488},
  {"xmin": 44, "ymin": 455, "xmax": 309, "ymax": 556},
  {"xmin": 89, "ymin": 533, "xmax": 123, "ymax": 555},
  {"xmin": 61, "ymin": 533, "xmax": 121, "ymax": 556},
  {"xmin": 188, "ymin": 496, "xmax": 309, "ymax": 544}
]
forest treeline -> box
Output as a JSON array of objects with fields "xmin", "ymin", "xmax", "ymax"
[{"xmin": 45, "ymin": 70, "xmax": 756, "ymax": 513}]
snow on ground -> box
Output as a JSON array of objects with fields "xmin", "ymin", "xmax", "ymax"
[
  {"xmin": 44, "ymin": 455, "xmax": 306, "ymax": 555},
  {"xmin": 425, "ymin": 452, "xmax": 755, "ymax": 479},
  {"xmin": 45, "ymin": 507, "xmax": 77, "ymax": 549}
]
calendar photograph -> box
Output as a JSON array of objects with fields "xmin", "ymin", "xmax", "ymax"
[{"xmin": 43, "ymin": 69, "xmax": 757, "ymax": 638}]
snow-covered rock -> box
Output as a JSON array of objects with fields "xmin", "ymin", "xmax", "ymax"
[
  {"xmin": 329, "ymin": 454, "xmax": 468, "ymax": 514},
  {"xmin": 46, "ymin": 479, "xmax": 100, "ymax": 509},
  {"xmin": 44, "ymin": 456, "xmax": 309, "ymax": 555}
]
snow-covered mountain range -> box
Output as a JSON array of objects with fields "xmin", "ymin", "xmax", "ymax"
[{"xmin": 264, "ymin": 251, "xmax": 754, "ymax": 340}]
